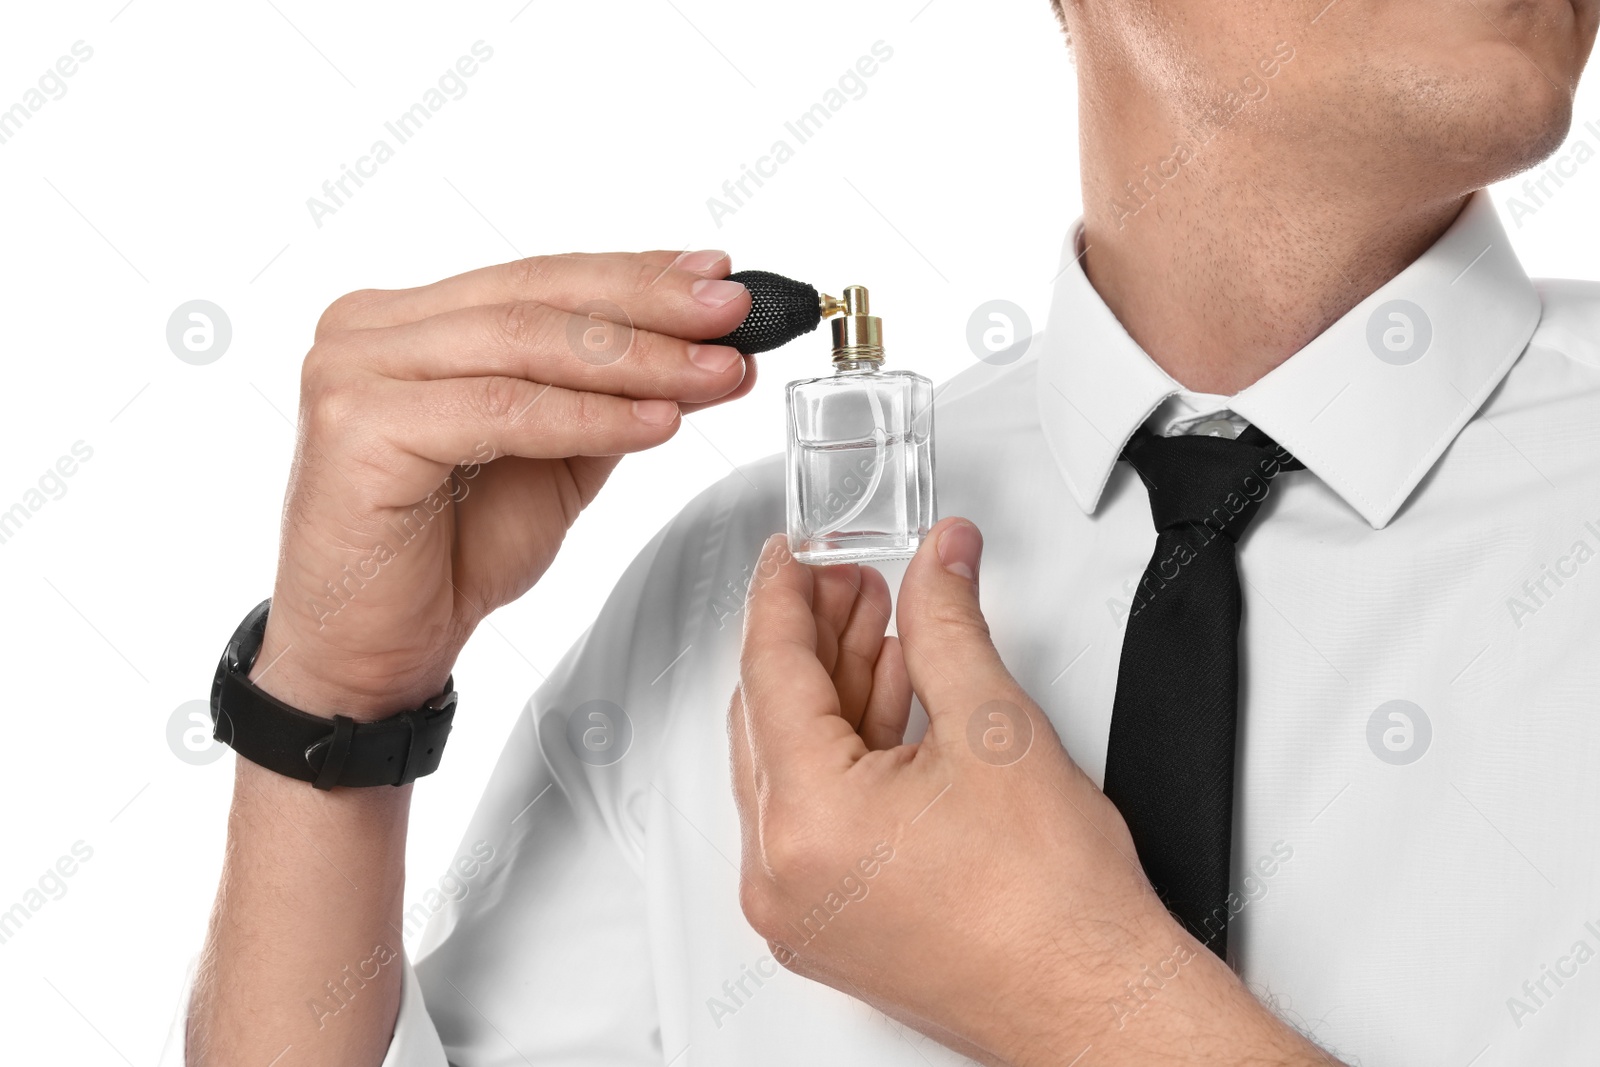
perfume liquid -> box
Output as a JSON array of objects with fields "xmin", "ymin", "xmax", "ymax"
[{"xmin": 785, "ymin": 286, "xmax": 936, "ymax": 565}]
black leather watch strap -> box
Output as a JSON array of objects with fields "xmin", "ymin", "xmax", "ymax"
[{"xmin": 211, "ymin": 600, "xmax": 457, "ymax": 789}]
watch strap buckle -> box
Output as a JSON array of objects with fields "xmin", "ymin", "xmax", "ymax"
[{"xmin": 211, "ymin": 599, "xmax": 459, "ymax": 790}]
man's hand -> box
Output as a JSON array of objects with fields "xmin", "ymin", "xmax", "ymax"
[
  {"xmin": 190, "ymin": 251, "xmax": 753, "ymax": 1067},
  {"xmin": 729, "ymin": 517, "xmax": 1340, "ymax": 1066},
  {"xmin": 258, "ymin": 249, "xmax": 752, "ymax": 716}
]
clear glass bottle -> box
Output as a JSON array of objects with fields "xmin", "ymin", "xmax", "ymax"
[{"xmin": 786, "ymin": 285, "xmax": 936, "ymax": 565}]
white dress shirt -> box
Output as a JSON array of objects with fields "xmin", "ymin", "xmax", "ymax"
[{"xmin": 162, "ymin": 190, "xmax": 1600, "ymax": 1066}]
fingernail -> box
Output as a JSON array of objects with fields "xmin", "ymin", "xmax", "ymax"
[
  {"xmin": 632, "ymin": 399, "xmax": 679, "ymax": 425},
  {"xmin": 937, "ymin": 521, "xmax": 982, "ymax": 581},
  {"xmin": 675, "ymin": 249, "xmax": 727, "ymax": 274},
  {"xmin": 688, "ymin": 344, "xmax": 742, "ymax": 373},
  {"xmin": 755, "ymin": 532, "xmax": 791, "ymax": 580},
  {"xmin": 692, "ymin": 278, "xmax": 747, "ymax": 308}
]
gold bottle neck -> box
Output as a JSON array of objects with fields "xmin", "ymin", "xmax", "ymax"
[{"xmin": 821, "ymin": 285, "xmax": 884, "ymax": 366}]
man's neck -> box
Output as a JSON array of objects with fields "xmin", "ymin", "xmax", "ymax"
[{"xmin": 1078, "ymin": 113, "xmax": 1470, "ymax": 396}]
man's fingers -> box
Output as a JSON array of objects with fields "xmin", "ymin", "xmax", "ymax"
[
  {"xmin": 727, "ymin": 685, "xmax": 758, "ymax": 841},
  {"xmin": 895, "ymin": 518, "xmax": 1025, "ymax": 722},
  {"xmin": 740, "ymin": 536, "xmax": 868, "ymax": 785},
  {"xmin": 829, "ymin": 566, "xmax": 893, "ymax": 731},
  {"xmin": 810, "ymin": 562, "xmax": 867, "ymax": 677},
  {"xmin": 680, "ymin": 352, "xmax": 760, "ymax": 415},
  {"xmin": 318, "ymin": 250, "xmax": 751, "ymax": 340},
  {"xmin": 334, "ymin": 375, "xmax": 682, "ymax": 488},
  {"xmin": 859, "ymin": 636, "xmax": 913, "ymax": 751},
  {"xmin": 343, "ymin": 301, "xmax": 749, "ymax": 406}
]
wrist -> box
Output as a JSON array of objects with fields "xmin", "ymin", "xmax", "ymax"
[
  {"xmin": 232, "ymin": 744, "xmax": 415, "ymax": 817},
  {"xmin": 214, "ymin": 599, "xmax": 459, "ymax": 790},
  {"xmin": 991, "ymin": 917, "xmax": 1335, "ymax": 1067},
  {"xmin": 256, "ymin": 554, "xmax": 466, "ymax": 720},
  {"xmin": 249, "ymin": 616, "xmax": 455, "ymax": 723},
  {"xmin": 976, "ymin": 904, "xmax": 1218, "ymax": 1067}
]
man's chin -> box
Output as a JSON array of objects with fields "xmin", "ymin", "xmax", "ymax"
[
  {"xmin": 1459, "ymin": 78, "xmax": 1577, "ymax": 189},
  {"xmin": 1372, "ymin": 56, "xmax": 1579, "ymax": 190}
]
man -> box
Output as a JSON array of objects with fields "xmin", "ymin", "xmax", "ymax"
[{"xmin": 169, "ymin": 0, "xmax": 1600, "ymax": 1064}]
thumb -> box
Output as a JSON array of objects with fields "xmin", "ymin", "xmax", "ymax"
[{"xmin": 895, "ymin": 517, "xmax": 1024, "ymax": 723}]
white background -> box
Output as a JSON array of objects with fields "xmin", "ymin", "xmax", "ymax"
[{"xmin": 0, "ymin": 1, "xmax": 1595, "ymax": 1062}]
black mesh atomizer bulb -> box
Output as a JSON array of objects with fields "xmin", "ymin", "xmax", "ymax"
[{"xmin": 704, "ymin": 270, "xmax": 842, "ymax": 354}]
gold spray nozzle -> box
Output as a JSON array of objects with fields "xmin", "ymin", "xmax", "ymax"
[{"xmin": 818, "ymin": 285, "xmax": 884, "ymax": 364}]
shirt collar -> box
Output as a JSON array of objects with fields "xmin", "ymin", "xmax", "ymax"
[{"xmin": 1034, "ymin": 189, "xmax": 1542, "ymax": 529}]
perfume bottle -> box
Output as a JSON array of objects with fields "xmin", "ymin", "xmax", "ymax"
[{"xmin": 785, "ymin": 285, "xmax": 936, "ymax": 565}]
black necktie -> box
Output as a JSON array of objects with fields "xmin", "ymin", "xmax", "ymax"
[{"xmin": 1101, "ymin": 424, "xmax": 1303, "ymax": 959}]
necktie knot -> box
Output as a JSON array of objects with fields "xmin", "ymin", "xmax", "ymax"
[{"xmin": 1120, "ymin": 425, "xmax": 1303, "ymax": 544}]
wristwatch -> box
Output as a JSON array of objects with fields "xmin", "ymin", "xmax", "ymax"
[{"xmin": 210, "ymin": 599, "xmax": 457, "ymax": 790}]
